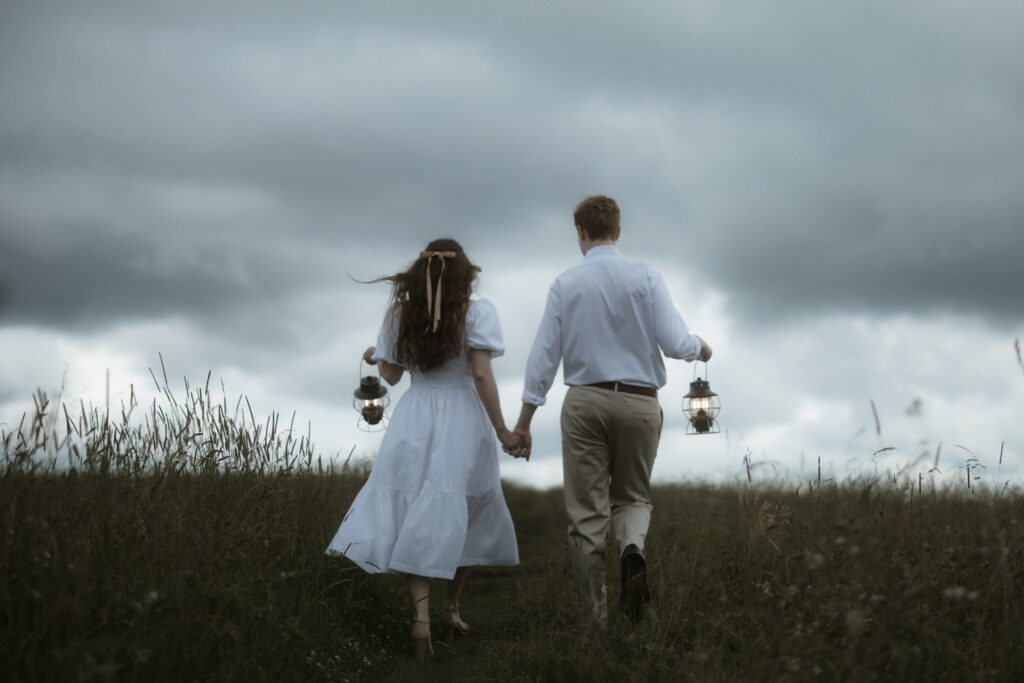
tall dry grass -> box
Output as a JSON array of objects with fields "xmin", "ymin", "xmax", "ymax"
[{"xmin": 2, "ymin": 356, "xmax": 318, "ymax": 477}]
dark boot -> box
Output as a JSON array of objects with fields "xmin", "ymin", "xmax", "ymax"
[{"xmin": 618, "ymin": 544, "xmax": 650, "ymax": 623}]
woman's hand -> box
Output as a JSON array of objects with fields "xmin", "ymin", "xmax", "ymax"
[
  {"xmin": 362, "ymin": 346, "xmax": 377, "ymax": 365},
  {"xmin": 497, "ymin": 427, "xmax": 524, "ymax": 457}
]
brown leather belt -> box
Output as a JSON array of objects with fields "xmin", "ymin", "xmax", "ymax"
[{"xmin": 585, "ymin": 381, "xmax": 658, "ymax": 398}]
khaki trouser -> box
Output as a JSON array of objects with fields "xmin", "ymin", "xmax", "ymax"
[{"xmin": 560, "ymin": 385, "xmax": 663, "ymax": 620}]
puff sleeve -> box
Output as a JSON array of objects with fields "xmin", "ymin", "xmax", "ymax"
[
  {"xmin": 370, "ymin": 305, "xmax": 404, "ymax": 367},
  {"xmin": 464, "ymin": 299, "xmax": 505, "ymax": 358}
]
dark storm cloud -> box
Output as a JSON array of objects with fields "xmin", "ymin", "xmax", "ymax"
[
  {"xmin": 1, "ymin": 220, "xmax": 290, "ymax": 327},
  {"xmin": 2, "ymin": 0, "xmax": 1023, "ymax": 332},
  {"xmin": 699, "ymin": 185, "xmax": 1024, "ymax": 326}
]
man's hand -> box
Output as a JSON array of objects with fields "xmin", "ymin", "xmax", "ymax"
[
  {"xmin": 696, "ymin": 336, "xmax": 713, "ymax": 363},
  {"xmin": 503, "ymin": 402, "xmax": 537, "ymax": 461},
  {"xmin": 502, "ymin": 425, "xmax": 532, "ymax": 460},
  {"xmin": 362, "ymin": 347, "xmax": 377, "ymax": 365},
  {"xmin": 497, "ymin": 427, "xmax": 522, "ymax": 454},
  {"xmin": 508, "ymin": 425, "xmax": 532, "ymax": 461}
]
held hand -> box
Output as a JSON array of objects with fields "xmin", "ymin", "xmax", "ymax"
[
  {"xmin": 696, "ymin": 336, "xmax": 713, "ymax": 363},
  {"xmin": 497, "ymin": 427, "xmax": 522, "ymax": 455},
  {"xmin": 362, "ymin": 346, "xmax": 377, "ymax": 365},
  {"xmin": 510, "ymin": 426, "xmax": 532, "ymax": 461}
]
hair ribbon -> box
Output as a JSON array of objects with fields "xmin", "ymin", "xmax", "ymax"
[{"xmin": 419, "ymin": 250, "xmax": 456, "ymax": 332}]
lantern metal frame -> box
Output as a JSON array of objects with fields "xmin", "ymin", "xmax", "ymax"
[
  {"xmin": 682, "ymin": 361, "xmax": 721, "ymax": 435},
  {"xmin": 353, "ymin": 360, "xmax": 390, "ymax": 432}
]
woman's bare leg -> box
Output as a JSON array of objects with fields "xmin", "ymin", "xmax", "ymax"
[
  {"xmin": 441, "ymin": 566, "xmax": 470, "ymax": 639},
  {"xmin": 407, "ymin": 574, "xmax": 432, "ymax": 659}
]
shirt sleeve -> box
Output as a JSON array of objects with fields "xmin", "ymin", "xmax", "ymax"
[
  {"xmin": 649, "ymin": 269, "xmax": 703, "ymax": 361},
  {"xmin": 521, "ymin": 282, "xmax": 563, "ymax": 406},
  {"xmin": 465, "ymin": 298, "xmax": 505, "ymax": 357},
  {"xmin": 370, "ymin": 305, "xmax": 403, "ymax": 366}
]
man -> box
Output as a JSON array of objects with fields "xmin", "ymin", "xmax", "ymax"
[{"xmin": 511, "ymin": 195, "xmax": 712, "ymax": 623}]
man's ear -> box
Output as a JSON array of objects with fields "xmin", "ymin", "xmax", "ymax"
[
  {"xmin": 576, "ymin": 224, "xmax": 588, "ymax": 241},
  {"xmin": 613, "ymin": 225, "xmax": 621, "ymax": 242}
]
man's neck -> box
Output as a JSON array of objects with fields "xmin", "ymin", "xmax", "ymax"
[{"xmin": 580, "ymin": 239, "xmax": 616, "ymax": 255}]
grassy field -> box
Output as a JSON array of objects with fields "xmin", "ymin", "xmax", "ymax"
[
  {"xmin": 4, "ymin": 469, "xmax": 1024, "ymax": 682},
  {"xmin": 3, "ymin": 375, "xmax": 1024, "ymax": 681}
]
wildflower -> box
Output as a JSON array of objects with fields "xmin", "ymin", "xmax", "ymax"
[{"xmin": 942, "ymin": 586, "xmax": 968, "ymax": 600}]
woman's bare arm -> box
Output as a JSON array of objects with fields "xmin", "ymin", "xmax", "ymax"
[
  {"xmin": 377, "ymin": 360, "xmax": 404, "ymax": 386},
  {"xmin": 363, "ymin": 346, "xmax": 404, "ymax": 385},
  {"xmin": 469, "ymin": 349, "xmax": 520, "ymax": 451}
]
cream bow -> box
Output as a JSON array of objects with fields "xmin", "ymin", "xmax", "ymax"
[{"xmin": 420, "ymin": 250, "xmax": 457, "ymax": 332}]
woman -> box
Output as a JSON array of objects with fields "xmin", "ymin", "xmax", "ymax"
[{"xmin": 326, "ymin": 238, "xmax": 522, "ymax": 660}]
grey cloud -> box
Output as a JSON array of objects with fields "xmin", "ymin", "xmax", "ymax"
[
  {"xmin": 2, "ymin": 225, "xmax": 262, "ymax": 327},
  {"xmin": 696, "ymin": 187, "xmax": 1024, "ymax": 327},
  {"xmin": 3, "ymin": 0, "xmax": 1023, "ymax": 335}
]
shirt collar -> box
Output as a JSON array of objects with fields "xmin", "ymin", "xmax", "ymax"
[{"xmin": 584, "ymin": 244, "xmax": 622, "ymax": 260}]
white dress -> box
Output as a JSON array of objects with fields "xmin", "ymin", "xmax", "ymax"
[{"xmin": 325, "ymin": 298, "xmax": 520, "ymax": 579}]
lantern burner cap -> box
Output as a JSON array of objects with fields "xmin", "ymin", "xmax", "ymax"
[
  {"xmin": 354, "ymin": 375, "xmax": 387, "ymax": 400},
  {"xmin": 684, "ymin": 378, "xmax": 717, "ymax": 398}
]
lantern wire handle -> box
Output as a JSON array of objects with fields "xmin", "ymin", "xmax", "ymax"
[
  {"xmin": 359, "ymin": 357, "xmax": 377, "ymax": 380},
  {"xmin": 692, "ymin": 359, "xmax": 710, "ymax": 381}
]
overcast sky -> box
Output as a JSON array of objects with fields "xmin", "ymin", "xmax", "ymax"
[{"xmin": 2, "ymin": 0, "xmax": 1023, "ymax": 489}]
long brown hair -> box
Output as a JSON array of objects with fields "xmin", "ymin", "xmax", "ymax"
[{"xmin": 375, "ymin": 238, "xmax": 480, "ymax": 372}]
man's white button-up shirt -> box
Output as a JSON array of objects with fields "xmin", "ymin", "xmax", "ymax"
[{"xmin": 522, "ymin": 245, "xmax": 703, "ymax": 406}]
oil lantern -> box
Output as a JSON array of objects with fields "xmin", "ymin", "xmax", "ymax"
[
  {"xmin": 683, "ymin": 364, "xmax": 720, "ymax": 435},
  {"xmin": 353, "ymin": 365, "xmax": 389, "ymax": 431}
]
